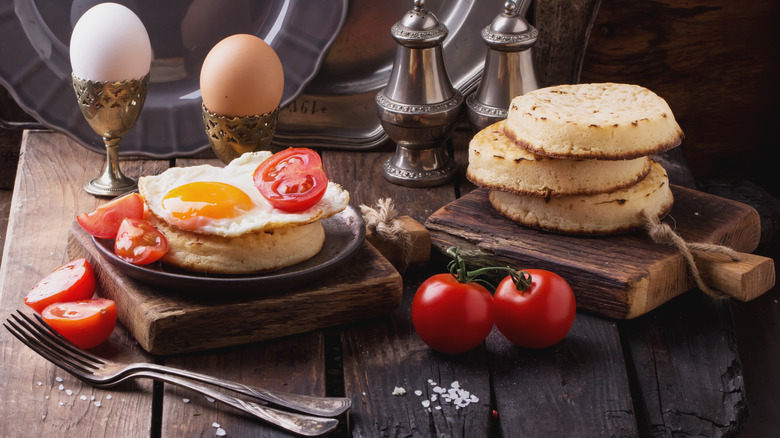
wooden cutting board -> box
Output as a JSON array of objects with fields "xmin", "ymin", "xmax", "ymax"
[
  {"xmin": 67, "ymin": 223, "xmax": 403, "ymax": 355},
  {"xmin": 425, "ymin": 186, "xmax": 775, "ymax": 319}
]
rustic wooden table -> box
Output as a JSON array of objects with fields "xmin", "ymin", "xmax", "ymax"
[{"xmin": 0, "ymin": 130, "xmax": 766, "ymax": 437}]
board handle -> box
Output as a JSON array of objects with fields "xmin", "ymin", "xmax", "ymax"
[{"xmin": 692, "ymin": 250, "xmax": 775, "ymax": 301}]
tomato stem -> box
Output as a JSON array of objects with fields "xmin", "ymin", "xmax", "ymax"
[{"xmin": 445, "ymin": 247, "xmax": 532, "ymax": 292}]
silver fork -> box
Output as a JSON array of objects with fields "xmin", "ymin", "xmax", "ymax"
[{"xmin": 4, "ymin": 310, "xmax": 346, "ymax": 437}]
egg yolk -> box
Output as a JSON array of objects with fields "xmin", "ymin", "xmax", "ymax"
[{"xmin": 162, "ymin": 182, "xmax": 254, "ymax": 225}]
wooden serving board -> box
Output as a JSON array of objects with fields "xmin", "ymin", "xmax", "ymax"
[
  {"xmin": 66, "ymin": 222, "xmax": 403, "ymax": 355},
  {"xmin": 425, "ymin": 185, "xmax": 773, "ymax": 319}
]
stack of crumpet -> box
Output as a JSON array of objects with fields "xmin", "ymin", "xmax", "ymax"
[{"xmin": 467, "ymin": 82, "xmax": 684, "ymax": 235}]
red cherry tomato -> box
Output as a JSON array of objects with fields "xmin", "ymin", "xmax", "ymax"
[
  {"xmin": 77, "ymin": 193, "xmax": 145, "ymax": 239},
  {"xmin": 411, "ymin": 273, "xmax": 495, "ymax": 354},
  {"xmin": 493, "ymin": 269, "xmax": 576, "ymax": 349},
  {"xmin": 24, "ymin": 258, "xmax": 96, "ymax": 313},
  {"xmin": 41, "ymin": 298, "xmax": 117, "ymax": 349},
  {"xmin": 114, "ymin": 218, "xmax": 168, "ymax": 265},
  {"xmin": 253, "ymin": 148, "xmax": 328, "ymax": 212}
]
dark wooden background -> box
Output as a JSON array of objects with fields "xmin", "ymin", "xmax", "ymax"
[{"xmin": 2, "ymin": 0, "xmax": 778, "ymax": 435}]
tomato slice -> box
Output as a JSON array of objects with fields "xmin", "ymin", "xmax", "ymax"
[
  {"xmin": 114, "ymin": 218, "xmax": 168, "ymax": 265},
  {"xmin": 77, "ymin": 192, "xmax": 145, "ymax": 239},
  {"xmin": 41, "ymin": 298, "xmax": 117, "ymax": 349},
  {"xmin": 253, "ymin": 148, "xmax": 328, "ymax": 212},
  {"xmin": 24, "ymin": 258, "xmax": 96, "ymax": 313}
]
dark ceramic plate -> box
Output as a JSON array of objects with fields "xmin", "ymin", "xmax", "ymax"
[{"xmin": 92, "ymin": 206, "xmax": 365, "ymax": 293}]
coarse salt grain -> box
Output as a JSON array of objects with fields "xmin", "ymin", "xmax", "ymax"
[
  {"xmin": 65, "ymin": 389, "xmax": 73, "ymax": 396},
  {"xmin": 414, "ymin": 390, "xmax": 422, "ymax": 396},
  {"xmin": 58, "ymin": 384, "xmax": 64, "ymax": 391},
  {"xmin": 422, "ymin": 400, "xmax": 430, "ymax": 408},
  {"xmin": 37, "ymin": 381, "xmax": 42, "ymax": 386},
  {"xmin": 216, "ymin": 428, "xmax": 226, "ymax": 436},
  {"xmin": 183, "ymin": 398, "xmax": 190, "ymax": 403},
  {"xmin": 80, "ymin": 395, "xmax": 87, "ymax": 401},
  {"xmin": 392, "ymin": 387, "xmax": 406, "ymax": 396},
  {"xmin": 206, "ymin": 396, "xmax": 215, "ymax": 403},
  {"xmin": 106, "ymin": 395, "xmax": 112, "ymax": 400},
  {"xmin": 94, "ymin": 401, "xmax": 101, "ymax": 407},
  {"xmin": 55, "ymin": 377, "xmax": 63, "ymax": 382},
  {"xmin": 212, "ymin": 422, "xmax": 220, "ymax": 428}
]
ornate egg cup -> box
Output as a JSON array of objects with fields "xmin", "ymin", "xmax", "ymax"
[
  {"xmin": 72, "ymin": 73, "xmax": 148, "ymax": 196},
  {"xmin": 202, "ymin": 104, "xmax": 280, "ymax": 164}
]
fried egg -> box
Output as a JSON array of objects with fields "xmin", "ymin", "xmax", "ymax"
[{"xmin": 138, "ymin": 151, "xmax": 349, "ymax": 237}]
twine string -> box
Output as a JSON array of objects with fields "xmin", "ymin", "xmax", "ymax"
[
  {"xmin": 643, "ymin": 210, "xmax": 741, "ymax": 299},
  {"xmin": 360, "ymin": 198, "xmax": 413, "ymax": 267}
]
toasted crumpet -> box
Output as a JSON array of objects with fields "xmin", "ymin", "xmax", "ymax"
[
  {"xmin": 468, "ymin": 120, "xmax": 652, "ymax": 197},
  {"xmin": 488, "ymin": 161, "xmax": 674, "ymax": 235},
  {"xmin": 146, "ymin": 213, "xmax": 325, "ymax": 274},
  {"xmin": 504, "ymin": 83, "xmax": 684, "ymax": 160}
]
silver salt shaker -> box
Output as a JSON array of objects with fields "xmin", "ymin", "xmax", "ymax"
[
  {"xmin": 375, "ymin": 0, "xmax": 463, "ymax": 187},
  {"xmin": 467, "ymin": 0, "xmax": 538, "ymax": 130}
]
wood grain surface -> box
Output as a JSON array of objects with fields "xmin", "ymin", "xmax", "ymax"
[
  {"xmin": 580, "ymin": 0, "xmax": 780, "ymax": 196},
  {"xmin": 426, "ymin": 186, "xmax": 766, "ymax": 319},
  {"xmin": 0, "ymin": 126, "xmax": 752, "ymax": 438},
  {"xmin": 67, "ymin": 221, "xmax": 403, "ymax": 355}
]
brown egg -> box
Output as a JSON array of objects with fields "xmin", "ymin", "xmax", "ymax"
[{"xmin": 200, "ymin": 34, "xmax": 284, "ymax": 117}]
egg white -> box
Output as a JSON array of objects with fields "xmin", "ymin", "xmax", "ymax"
[{"xmin": 138, "ymin": 151, "xmax": 350, "ymax": 237}]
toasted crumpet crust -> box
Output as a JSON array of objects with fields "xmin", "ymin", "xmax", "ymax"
[
  {"xmin": 489, "ymin": 161, "xmax": 674, "ymax": 235},
  {"xmin": 467, "ymin": 120, "xmax": 652, "ymax": 197},
  {"xmin": 504, "ymin": 83, "xmax": 684, "ymax": 160},
  {"xmin": 146, "ymin": 213, "xmax": 325, "ymax": 274}
]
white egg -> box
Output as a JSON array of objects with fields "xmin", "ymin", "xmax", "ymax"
[
  {"xmin": 70, "ymin": 3, "xmax": 152, "ymax": 81},
  {"xmin": 138, "ymin": 152, "xmax": 350, "ymax": 237}
]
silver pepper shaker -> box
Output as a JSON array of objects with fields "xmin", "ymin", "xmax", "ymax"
[
  {"xmin": 375, "ymin": 0, "xmax": 463, "ymax": 187},
  {"xmin": 467, "ymin": 0, "xmax": 538, "ymax": 130}
]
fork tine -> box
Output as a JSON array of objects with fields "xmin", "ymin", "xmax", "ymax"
[
  {"xmin": 4, "ymin": 316, "xmax": 95, "ymax": 379},
  {"xmin": 24, "ymin": 311, "xmax": 107, "ymax": 367},
  {"xmin": 9, "ymin": 313, "xmax": 98, "ymax": 371}
]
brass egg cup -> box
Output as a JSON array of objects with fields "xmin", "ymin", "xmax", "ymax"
[
  {"xmin": 72, "ymin": 73, "xmax": 148, "ymax": 196},
  {"xmin": 202, "ymin": 104, "xmax": 281, "ymax": 164}
]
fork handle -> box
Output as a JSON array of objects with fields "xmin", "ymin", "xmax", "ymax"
[
  {"xmin": 112, "ymin": 370, "xmax": 338, "ymax": 437},
  {"xmin": 140, "ymin": 363, "xmax": 351, "ymax": 417}
]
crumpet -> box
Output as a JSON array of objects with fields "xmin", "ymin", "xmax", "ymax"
[
  {"xmin": 488, "ymin": 161, "xmax": 674, "ymax": 235},
  {"xmin": 146, "ymin": 213, "xmax": 326, "ymax": 274},
  {"xmin": 504, "ymin": 83, "xmax": 684, "ymax": 160},
  {"xmin": 467, "ymin": 120, "xmax": 652, "ymax": 197}
]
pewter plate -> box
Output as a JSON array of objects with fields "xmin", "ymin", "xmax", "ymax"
[
  {"xmin": 272, "ymin": 0, "xmax": 507, "ymax": 150},
  {"xmin": 0, "ymin": 0, "xmax": 347, "ymax": 158},
  {"xmin": 92, "ymin": 206, "xmax": 365, "ymax": 293}
]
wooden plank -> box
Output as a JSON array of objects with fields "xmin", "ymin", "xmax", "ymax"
[
  {"xmin": 341, "ymin": 265, "xmax": 494, "ymax": 437},
  {"xmin": 161, "ymin": 332, "xmax": 332, "ymax": 438},
  {"xmin": 488, "ymin": 314, "xmax": 637, "ymax": 436},
  {"xmin": 0, "ymin": 131, "xmax": 160, "ymax": 437},
  {"xmin": 67, "ymin": 222, "xmax": 402, "ymax": 355},
  {"xmin": 620, "ymin": 292, "xmax": 747, "ymax": 436},
  {"xmin": 321, "ymin": 147, "xmax": 494, "ymax": 436},
  {"xmin": 580, "ymin": 0, "xmax": 779, "ymax": 196},
  {"xmin": 533, "ymin": 0, "xmax": 603, "ymax": 86},
  {"xmin": 425, "ymin": 186, "xmax": 766, "ymax": 319},
  {"xmin": 731, "ymin": 262, "xmax": 780, "ymax": 437}
]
